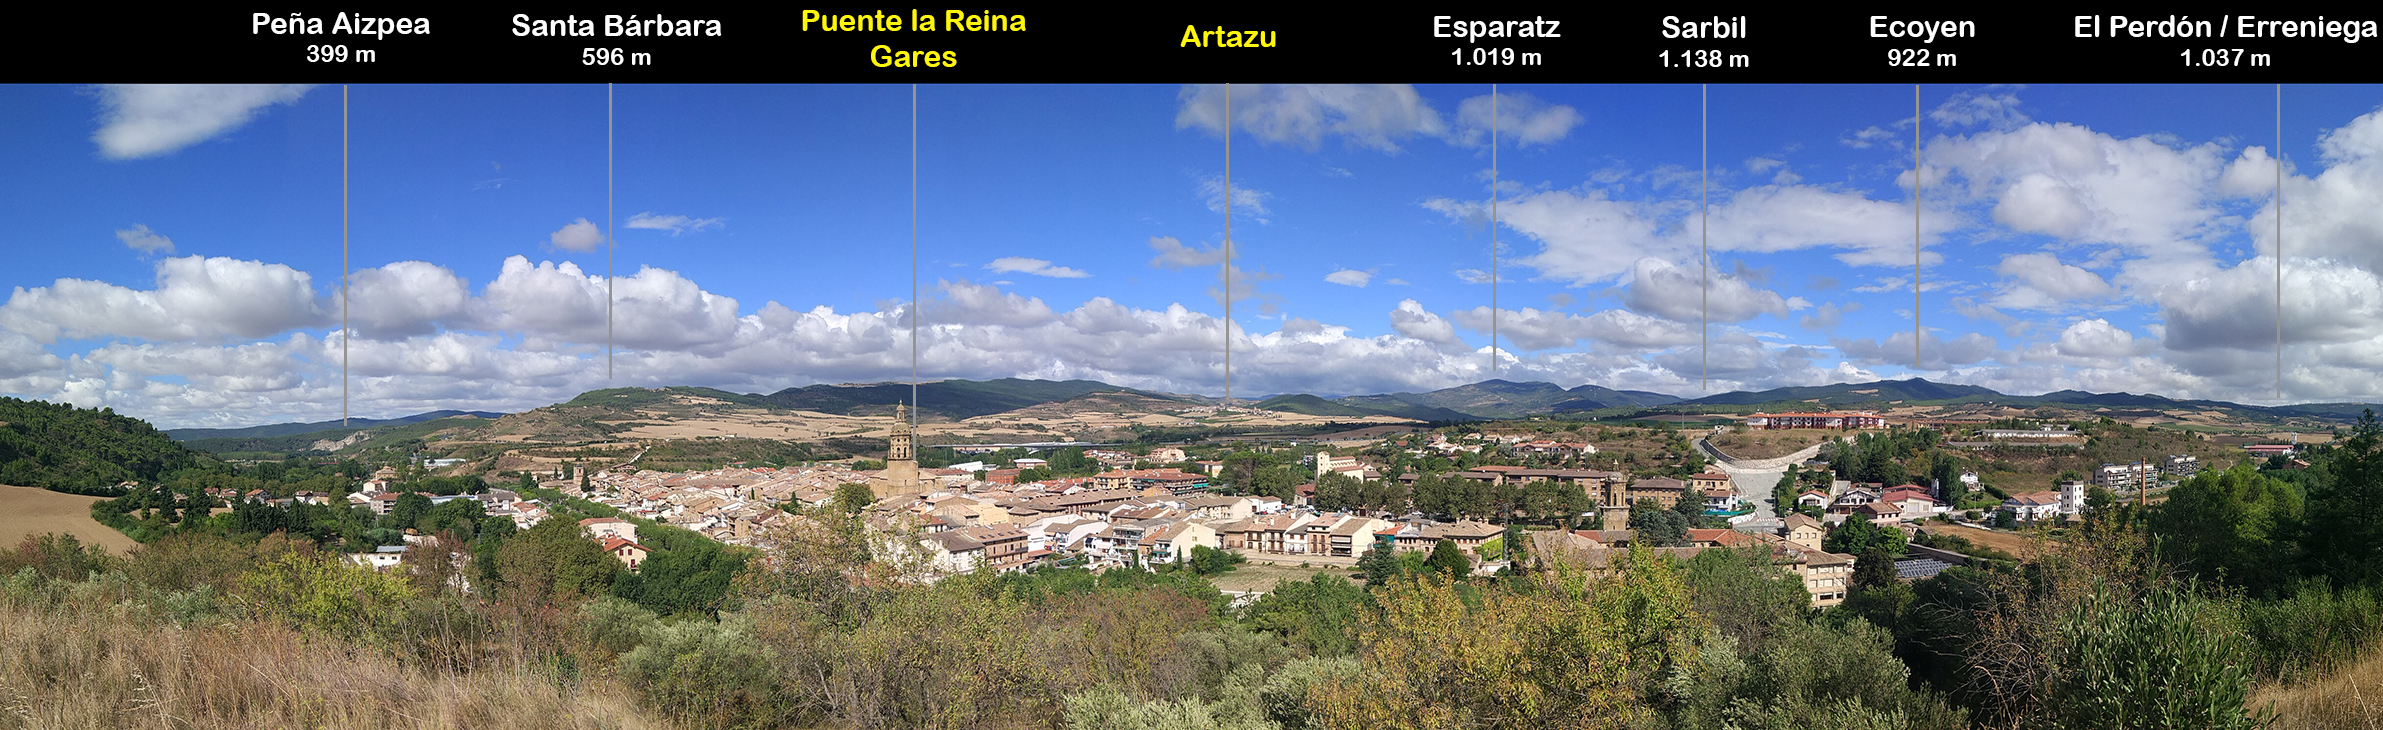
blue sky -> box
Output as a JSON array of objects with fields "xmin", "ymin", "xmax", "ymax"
[{"xmin": 2, "ymin": 83, "xmax": 2380, "ymax": 428}]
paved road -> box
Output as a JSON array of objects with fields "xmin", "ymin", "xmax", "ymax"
[{"xmin": 1695, "ymin": 435, "xmax": 1845, "ymax": 532}]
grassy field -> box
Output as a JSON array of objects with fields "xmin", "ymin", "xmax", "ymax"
[
  {"xmin": 1919, "ymin": 523, "xmax": 2040, "ymax": 560},
  {"xmin": 0, "ymin": 484, "xmax": 136, "ymax": 553},
  {"xmin": 1207, "ymin": 561, "xmax": 1360, "ymax": 593}
]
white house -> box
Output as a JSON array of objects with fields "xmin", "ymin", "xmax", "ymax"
[{"xmin": 2002, "ymin": 491, "xmax": 2063, "ymax": 523}]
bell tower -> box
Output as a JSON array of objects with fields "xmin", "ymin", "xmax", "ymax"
[{"xmin": 874, "ymin": 401, "xmax": 923, "ymax": 497}]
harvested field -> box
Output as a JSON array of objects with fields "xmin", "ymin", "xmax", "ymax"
[{"xmin": 0, "ymin": 484, "xmax": 137, "ymax": 553}]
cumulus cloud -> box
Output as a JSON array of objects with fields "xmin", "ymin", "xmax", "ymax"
[
  {"xmin": 1450, "ymin": 91, "xmax": 1583, "ymax": 148},
  {"xmin": 1620, "ymin": 258, "xmax": 1797, "ymax": 323},
  {"xmin": 985, "ymin": 257, "xmax": 1090, "ymax": 278},
  {"xmin": 340, "ymin": 261, "xmax": 472, "ymax": 339},
  {"xmin": 1148, "ymin": 236, "xmax": 1223, "ymax": 269},
  {"xmin": 549, "ymin": 218, "xmax": 605, "ymax": 252},
  {"xmin": 115, "ymin": 224, "xmax": 174, "ymax": 254},
  {"xmin": 91, "ymin": 84, "xmax": 314, "ymax": 160},
  {"xmin": 0, "ymin": 251, "xmax": 1908, "ymax": 427},
  {"xmin": 1429, "ymin": 176, "xmax": 1932, "ymax": 287},
  {"xmin": 927, "ymin": 280, "xmax": 1057, "ymax": 327},
  {"xmin": 1924, "ymin": 121, "xmax": 2225, "ymax": 262},
  {"xmin": 1176, "ymin": 84, "xmax": 1447, "ymax": 152},
  {"xmin": 1799, "ymin": 302, "xmax": 1860, "ymax": 331},
  {"xmin": 2054, "ymin": 318, "xmax": 2144, "ymax": 359},
  {"xmin": 1993, "ymin": 252, "xmax": 2115, "ymax": 310},
  {"xmin": 1388, "ymin": 299, "xmax": 1459, "ymax": 346},
  {"xmin": 1834, "ymin": 330, "xmax": 1999, "ymax": 370},
  {"xmin": 1325, "ymin": 269, "xmax": 1371, "ymax": 287},
  {"xmin": 0, "ymin": 255, "xmax": 322, "ymax": 344},
  {"xmin": 624, "ymin": 212, "xmax": 724, "ymax": 235},
  {"xmin": 1929, "ymin": 87, "xmax": 2029, "ymax": 129}
]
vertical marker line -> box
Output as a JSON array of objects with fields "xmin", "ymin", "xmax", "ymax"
[
  {"xmin": 1225, "ymin": 84, "xmax": 1232, "ymax": 409},
  {"xmin": 607, "ymin": 83, "xmax": 615, "ymax": 379},
  {"xmin": 1492, "ymin": 84, "xmax": 1499, "ymax": 374},
  {"xmin": 1700, "ymin": 84, "xmax": 1708, "ymax": 390},
  {"xmin": 912, "ymin": 84, "xmax": 919, "ymax": 427},
  {"xmin": 2277, "ymin": 83, "xmax": 2283, "ymax": 399},
  {"xmin": 342, "ymin": 85, "xmax": 349, "ymax": 426},
  {"xmin": 1915, "ymin": 85, "xmax": 1923, "ymax": 371}
]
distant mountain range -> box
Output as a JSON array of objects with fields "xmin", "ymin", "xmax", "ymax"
[
  {"xmin": 1282, "ymin": 379, "xmax": 1685, "ymax": 421},
  {"xmin": 165, "ymin": 376, "xmax": 2381, "ymax": 455},
  {"xmin": 165, "ymin": 410, "xmax": 508, "ymax": 441}
]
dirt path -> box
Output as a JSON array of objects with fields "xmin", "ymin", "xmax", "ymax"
[{"xmin": 0, "ymin": 484, "xmax": 136, "ymax": 554}]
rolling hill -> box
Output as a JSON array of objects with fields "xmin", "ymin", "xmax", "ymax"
[
  {"xmin": 165, "ymin": 410, "xmax": 508, "ymax": 441},
  {"xmin": 753, "ymin": 378, "xmax": 1188, "ymax": 420},
  {"xmin": 0, "ymin": 397, "xmax": 214, "ymax": 494},
  {"xmin": 1677, "ymin": 378, "xmax": 2004, "ymax": 407},
  {"xmin": 1331, "ymin": 379, "xmax": 1682, "ymax": 420}
]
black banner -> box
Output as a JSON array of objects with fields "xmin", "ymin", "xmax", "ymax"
[{"xmin": 16, "ymin": 6, "xmax": 2378, "ymax": 82}]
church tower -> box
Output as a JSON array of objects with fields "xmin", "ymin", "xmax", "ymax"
[
  {"xmin": 874, "ymin": 401, "xmax": 923, "ymax": 497},
  {"xmin": 1599, "ymin": 476, "xmax": 1633, "ymax": 529}
]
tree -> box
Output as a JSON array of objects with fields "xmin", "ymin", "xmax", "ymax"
[
  {"xmin": 1681, "ymin": 545, "xmax": 1812, "ymax": 655},
  {"xmin": 1356, "ymin": 544, "xmax": 1403, "ymax": 587},
  {"xmin": 385, "ymin": 491, "xmax": 432, "ymax": 531},
  {"xmin": 830, "ymin": 482, "xmax": 875, "ymax": 515},
  {"xmin": 1188, "ymin": 545, "xmax": 1244, "ymax": 575},
  {"xmin": 1822, "ymin": 514, "xmax": 1905, "ymax": 557},
  {"xmin": 2307, "ymin": 409, "xmax": 2383, "ymax": 587},
  {"xmin": 495, "ymin": 516, "xmax": 623, "ymax": 604},
  {"xmin": 1629, "ymin": 499, "xmax": 1690, "ymax": 547},
  {"xmin": 1852, "ymin": 549, "xmax": 1898, "ymax": 589},
  {"xmin": 1425, "ymin": 538, "xmax": 1470, "ymax": 579},
  {"xmin": 2146, "ymin": 463, "xmax": 2301, "ymax": 594}
]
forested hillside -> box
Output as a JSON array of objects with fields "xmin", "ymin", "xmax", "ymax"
[{"xmin": 0, "ymin": 397, "xmax": 212, "ymax": 495}]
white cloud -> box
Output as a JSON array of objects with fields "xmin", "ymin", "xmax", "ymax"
[
  {"xmin": 624, "ymin": 212, "xmax": 724, "ymax": 235},
  {"xmin": 1147, "ymin": 236, "xmax": 1224, "ymax": 269},
  {"xmin": 1325, "ymin": 269, "xmax": 1371, "ymax": 287},
  {"xmin": 927, "ymin": 280, "xmax": 1057, "ymax": 327},
  {"xmin": 1450, "ymin": 91, "xmax": 1582, "ymax": 148},
  {"xmin": 475, "ymin": 256, "xmax": 743, "ymax": 354},
  {"xmin": 1924, "ymin": 121, "xmax": 2225, "ymax": 261},
  {"xmin": 1388, "ymin": 299, "xmax": 1460, "ymax": 347},
  {"xmin": 1840, "ymin": 125, "xmax": 1900, "ymax": 149},
  {"xmin": 1198, "ymin": 176, "xmax": 1272, "ymax": 223},
  {"xmin": 1431, "ymin": 177, "xmax": 1934, "ymax": 287},
  {"xmin": 342, "ymin": 261, "xmax": 471, "ymax": 338},
  {"xmin": 985, "ymin": 257, "xmax": 1091, "ymax": 278},
  {"xmin": 549, "ymin": 218, "xmax": 605, "ymax": 252},
  {"xmin": 1620, "ymin": 258, "xmax": 1795, "ymax": 323},
  {"xmin": 0, "ymin": 255, "xmax": 322, "ymax": 344},
  {"xmin": 1993, "ymin": 252, "xmax": 2114, "ymax": 310},
  {"xmin": 1798, "ymin": 302, "xmax": 1860, "ymax": 331},
  {"xmin": 2054, "ymin": 318, "xmax": 2143, "ymax": 359},
  {"xmin": 1929, "ymin": 87, "xmax": 2029, "ymax": 129},
  {"xmin": 1176, "ymin": 84, "xmax": 1447, "ymax": 153},
  {"xmin": 1834, "ymin": 330, "xmax": 1999, "ymax": 370},
  {"xmin": 115, "ymin": 224, "xmax": 174, "ymax": 254},
  {"xmin": 91, "ymin": 84, "xmax": 314, "ymax": 160}
]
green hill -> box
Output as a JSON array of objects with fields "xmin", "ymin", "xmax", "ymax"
[{"xmin": 0, "ymin": 398, "xmax": 213, "ymax": 495}]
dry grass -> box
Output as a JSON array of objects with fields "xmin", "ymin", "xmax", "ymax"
[
  {"xmin": 0, "ymin": 595, "xmax": 673, "ymax": 730},
  {"xmin": 2254, "ymin": 642, "xmax": 2383, "ymax": 729},
  {"xmin": 0, "ymin": 485, "xmax": 135, "ymax": 554},
  {"xmin": 1206, "ymin": 562, "xmax": 1357, "ymax": 593},
  {"xmin": 1707, "ymin": 428, "xmax": 1843, "ymax": 461},
  {"xmin": 1919, "ymin": 523, "xmax": 2041, "ymax": 560}
]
